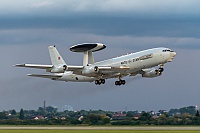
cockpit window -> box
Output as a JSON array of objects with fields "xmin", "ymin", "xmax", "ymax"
[{"xmin": 163, "ymin": 49, "xmax": 171, "ymax": 52}]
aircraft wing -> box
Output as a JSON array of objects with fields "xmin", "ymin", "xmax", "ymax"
[
  {"xmin": 67, "ymin": 65, "xmax": 84, "ymax": 71},
  {"xmin": 96, "ymin": 65, "xmax": 130, "ymax": 72},
  {"xmin": 14, "ymin": 64, "xmax": 53, "ymax": 69},
  {"xmin": 27, "ymin": 74, "xmax": 62, "ymax": 79}
]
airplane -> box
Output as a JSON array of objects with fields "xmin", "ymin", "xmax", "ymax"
[{"xmin": 14, "ymin": 43, "xmax": 176, "ymax": 86}]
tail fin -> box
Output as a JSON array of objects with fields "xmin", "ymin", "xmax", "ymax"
[{"xmin": 48, "ymin": 46, "xmax": 66, "ymax": 65}]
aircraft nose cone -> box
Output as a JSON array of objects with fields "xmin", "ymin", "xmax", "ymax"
[
  {"xmin": 168, "ymin": 51, "xmax": 176, "ymax": 62},
  {"xmin": 170, "ymin": 51, "xmax": 176, "ymax": 57}
]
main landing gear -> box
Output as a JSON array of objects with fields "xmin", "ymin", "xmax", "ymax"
[
  {"xmin": 115, "ymin": 76, "xmax": 126, "ymax": 86},
  {"xmin": 115, "ymin": 80, "xmax": 126, "ymax": 86},
  {"xmin": 95, "ymin": 79, "xmax": 105, "ymax": 85},
  {"xmin": 94, "ymin": 75, "xmax": 126, "ymax": 86}
]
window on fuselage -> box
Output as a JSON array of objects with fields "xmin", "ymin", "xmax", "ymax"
[{"xmin": 121, "ymin": 61, "xmax": 128, "ymax": 64}]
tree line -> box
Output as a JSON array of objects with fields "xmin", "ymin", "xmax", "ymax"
[{"xmin": 0, "ymin": 106, "xmax": 200, "ymax": 125}]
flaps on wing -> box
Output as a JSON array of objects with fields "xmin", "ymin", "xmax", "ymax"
[
  {"xmin": 89, "ymin": 65, "xmax": 130, "ymax": 75},
  {"xmin": 112, "ymin": 66, "xmax": 130, "ymax": 70},
  {"xmin": 97, "ymin": 65, "xmax": 130, "ymax": 71},
  {"xmin": 14, "ymin": 64, "xmax": 53, "ymax": 69},
  {"xmin": 27, "ymin": 74, "xmax": 62, "ymax": 79}
]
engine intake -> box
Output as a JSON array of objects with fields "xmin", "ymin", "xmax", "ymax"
[
  {"xmin": 94, "ymin": 66, "xmax": 99, "ymax": 72},
  {"xmin": 63, "ymin": 65, "xmax": 68, "ymax": 70}
]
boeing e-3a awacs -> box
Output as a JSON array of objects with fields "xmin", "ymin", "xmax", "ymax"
[{"xmin": 15, "ymin": 43, "xmax": 176, "ymax": 86}]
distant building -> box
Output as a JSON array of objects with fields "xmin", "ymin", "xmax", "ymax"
[
  {"xmin": 150, "ymin": 110, "xmax": 168, "ymax": 117},
  {"xmin": 159, "ymin": 110, "xmax": 167, "ymax": 114},
  {"xmin": 133, "ymin": 114, "xmax": 140, "ymax": 120},
  {"xmin": 112, "ymin": 111, "xmax": 126, "ymax": 120},
  {"xmin": 34, "ymin": 115, "xmax": 45, "ymax": 120}
]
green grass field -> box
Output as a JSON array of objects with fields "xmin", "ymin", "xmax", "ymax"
[{"xmin": 1, "ymin": 130, "xmax": 200, "ymax": 133}]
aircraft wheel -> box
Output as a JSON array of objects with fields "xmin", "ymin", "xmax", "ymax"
[
  {"xmin": 121, "ymin": 80, "xmax": 126, "ymax": 85},
  {"xmin": 115, "ymin": 81, "xmax": 118, "ymax": 86},
  {"xmin": 95, "ymin": 80, "xmax": 100, "ymax": 85},
  {"xmin": 159, "ymin": 67, "xmax": 164, "ymax": 72},
  {"xmin": 155, "ymin": 69, "xmax": 161, "ymax": 75},
  {"xmin": 95, "ymin": 79, "xmax": 104, "ymax": 85},
  {"xmin": 95, "ymin": 80, "xmax": 98, "ymax": 85},
  {"xmin": 115, "ymin": 81, "xmax": 121, "ymax": 86},
  {"xmin": 101, "ymin": 79, "xmax": 105, "ymax": 84}
]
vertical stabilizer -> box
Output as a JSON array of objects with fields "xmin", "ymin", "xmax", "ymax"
[{"xmin": 48, "ymin": 46, "xmax": 66, "ymax": 65}]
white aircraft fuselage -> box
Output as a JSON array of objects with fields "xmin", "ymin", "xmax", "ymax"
[{"xmin": 15, "ymin": 44, "xmax": 176, "ymax": 86}]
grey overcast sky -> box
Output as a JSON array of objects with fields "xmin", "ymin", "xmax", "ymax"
[{"xmin": 1, "ymin": 0, "xmax": 200, "ymax": 112}]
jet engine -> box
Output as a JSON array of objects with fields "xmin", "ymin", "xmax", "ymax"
[
  {"xmin": 142, "ymin": 68, "xmax": 164, "ymax": 78},
  {"xmin": 82, "ymin": 66, "xmax": 99, "ymax": 74},
  {"xmin": 48, "ymin": 65, "xmax": 68, "ymax": 73}
]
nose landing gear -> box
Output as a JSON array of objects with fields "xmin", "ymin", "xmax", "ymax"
[{"xmin": 155, "ymin": 67, "xmax": 164, "ymax": 75}]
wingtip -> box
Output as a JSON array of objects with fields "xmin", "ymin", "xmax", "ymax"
[{"xmin": 13, "ymin": 64, "xmax": 25, "ymax": 67}]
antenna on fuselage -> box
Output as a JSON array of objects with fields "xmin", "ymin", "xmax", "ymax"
[
  {"xmin": 69, "ymin": 43, "xmax": 106, "ymax": 66},
  {"xmin": 83, "ymin": 51, "xmax": 95, "ymax": 66}
]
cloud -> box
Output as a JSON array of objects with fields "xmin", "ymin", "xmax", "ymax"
[
  {"xmin": 42, "ymin": 0, "xmax": 200, "ymax": 16},
  {"xmin": 0, "ymin": 28, "xmax": 200, "ymax": 50},
  {"xmin": 31, "ymin": 1, "xmax": 54, "ymax": 8},
  {"xmin": 0, "ymin": 0, "xmax": 199, "ymax": 16},
  {"xmin": 1, "ymin": 16, "xmax": 200, "ymax": 39}
]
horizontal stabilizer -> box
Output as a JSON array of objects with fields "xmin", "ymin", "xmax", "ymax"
[
  {"xmin": 14, "ymin": 64, "xmax": 53, "ymax": 69},
  {"xmin": 27, "ymin": 74, "xmax": 62, "ymax": 79}
]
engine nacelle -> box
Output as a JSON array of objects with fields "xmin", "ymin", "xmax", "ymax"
[
  {"xmin": 82, "ymin": 66, "xmax": 99, "ymax": 74},
  {"xmin": 142, "ymin": 68, "xmax": 163, "ymax": 78},
  {"xmin": 48, "ymin": 65, "xmax": 68, "ymax": 73}
]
